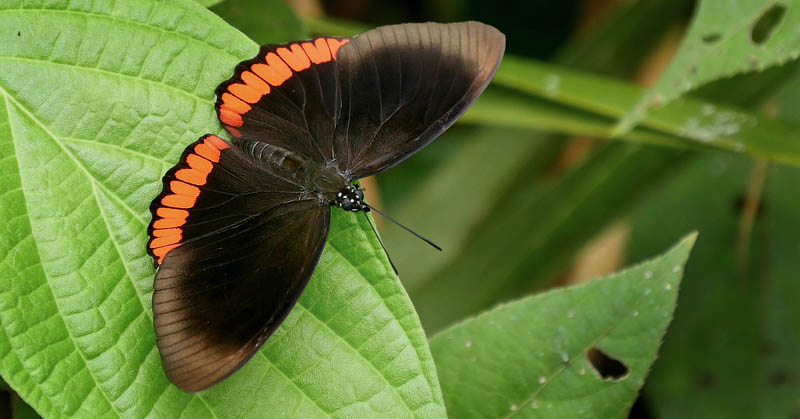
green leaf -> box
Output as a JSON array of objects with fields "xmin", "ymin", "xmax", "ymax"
[
  {"xmin": 630, "ymin": 152, "xmax": 800, "ymax": 418},
  {"xmin": 460, "ymin": 88, "xmax": 693, "ymax": 150},
  {"xmin": 771, "ymin": 65, "xmax": 800, "ymax": 124},
  {"xmin": 492, "ymin": 57, "xmax": 800, "ymax": 165},
  {"xmin": 0, "ymin": 1, "xmax": 444, "ymax": 417},
  {"xmin": 613, "ymin": 0, "xmax": 800, "ymax": 135},
  {"xmin": 430, "ymin": 234, "xmax": 696, "ymax": 418},
  {"xmin": 410, "ymin": 143, "xmax": 689, "ymax": 332}
]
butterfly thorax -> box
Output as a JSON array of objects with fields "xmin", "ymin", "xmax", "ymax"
[{"xmin": 241, "ymin": 140, "xmax": 348, "ymax": 204}]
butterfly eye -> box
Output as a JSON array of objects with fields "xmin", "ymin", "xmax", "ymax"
[{"xmin": 355, "ymin": 189, "xmax": 364, "ymax": 201}]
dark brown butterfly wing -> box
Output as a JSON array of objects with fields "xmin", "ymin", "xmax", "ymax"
[
  {"xmin": 216, "ymin": 21, "xmax": 505, "ymax": 179},
  {"xmin": 147, "ymin": 135, "xmax": 330, "ymax": 392},
  {"xmin": 334, "ymin": 21, "xmax": 506, "ymax": 178},
  {"xmin": 216, "ymin": 36, "xmax": 350, "ymax": 164},
  {"xmin": 152, "ymin": 21, "xmax": 505, "ymax": 392}
]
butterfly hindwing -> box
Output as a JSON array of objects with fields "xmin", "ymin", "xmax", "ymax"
[{"xmin": 147, "ymin": 135, "xmax": 331, "ymax": 392}]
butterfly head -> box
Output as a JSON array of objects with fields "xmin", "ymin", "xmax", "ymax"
[{"xmin": 335, "ymin": 184, "xmax": 369, "ymax": 212}]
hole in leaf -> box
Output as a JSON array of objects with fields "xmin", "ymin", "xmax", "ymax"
[
  {"xmin": 587, "ymin": 347, "xmax": 628, "ymax": 380},
  {"xmin": 751, "ymin": 3, "xmax": 787, "ymax": 45},
  {"xmin": 701, "ymin": 33, "xmax": 722, "ymax": 44}
]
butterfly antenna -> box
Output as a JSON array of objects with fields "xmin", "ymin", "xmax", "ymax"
[
  {"xmin": 365, "ymin": 203, "xmax": 443, "ymax": 251},
  {"xmin": 363, "ymin": 212, "xmax": 399, "ymax": 275}
]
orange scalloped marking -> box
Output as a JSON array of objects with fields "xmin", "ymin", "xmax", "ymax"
[
  {"xmin": 170, "ymin": 180, "xmax": 201, "ymax": 198},
  {"xmin": 252, "ymin": 63, "xmax": 281, "ymax": 86},
  {"xmin": 221, "ymin": 92, "xmax": 251, "ymax": 115},
  {"xmin": 150, "ymin": 234, "xmax": 182, "ymax": 249},
  {"xmin": 327, "ymin": 38, "xmax": 350, "ymax": 59},
  {"xmin": 277, "ymin": 44, "xmax": 311, "ymax": 71},
  {"xmin": 228, "ymin": 83, "xmax": 261, "ymax": 104},
  {"xmin": 156, "ymin": 207, "xmax": 189, "ymax": 220},
  {"xmin": 153, "ymin": 218, "xmax": 184, "ymax": 229},
  {"xmin": 241, "ymin": 71, "xmax": 270, "ymax": 96},
  {"xmin": 175, "ymin": 168, "xmax": 207, "ymax": 186},
  {"xmin": 219, "ymin": 109, "xmax": 243, "ymax": 127},
  {"xmin": 186, "ymin": 154, "xmax": 213, "ymax": 174},
  {"xmin": 205, "ymin": 135, "xmax": 230, "ymax": 150},
  {"xmin": 194, "ymin": 143, "xmax": 220, "ymax": 163},
  {"xmin": 265, "ymin": 52, "xmax": 293, "ymax": 82},
  {"xmin": 153, "ymin": 228, "xmax": 182, "ymax": 238},
  {"xmin": 161, "ymin": 194, "xmax": 195, "ymax": 209},
  {"xmin": 302, "ymin": 39, "xmax": 331, "ymax": 64}
]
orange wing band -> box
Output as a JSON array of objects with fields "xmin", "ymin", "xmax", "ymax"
[
  {"xmin": 149, "ymin": 135, "xmax": 231, "ymax": 264},
  {"xmin": 221, "ymin": 37, "xmax": 350, "ymax": 135}
]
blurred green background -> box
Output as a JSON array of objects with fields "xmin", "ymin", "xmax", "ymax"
[
  {"xmin": 2, "ymin": 0, "xmax": 798, "ymax": 417},
  {"xmin": 305, "ymin": 0, "xmax": 800, "ymax": 418}
]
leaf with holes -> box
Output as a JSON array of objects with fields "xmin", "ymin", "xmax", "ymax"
[
  {"xmin": 429, "ymin": 234, "xmax": 696, "ymax": 418},
  {"xmin": 613, "ymin": 0, "xmax": 800, "ymax": 135},
  {"xmin": 0, "ymin": 1, "xmax": 445, "ymax": 417}
]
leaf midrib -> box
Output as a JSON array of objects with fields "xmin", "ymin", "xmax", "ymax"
[
  {"xmin": 0, "ymin": 56, "xmax": 215, "ymax": 107},
  {"xmin": 0, "ymin": 95, "xmax": 68, "ymax": 419},
  {"xmin": 0, "ymin": 83, "xmax": 224, "ymax": 419},
  {"xmin": 3, "ymin": 89, "xmax": 127, "ymax": 419}
]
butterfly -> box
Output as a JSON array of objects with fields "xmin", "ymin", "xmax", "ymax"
[{"xmin": 146, "ymin": 21, "xmax": 505, "ymax": 392}]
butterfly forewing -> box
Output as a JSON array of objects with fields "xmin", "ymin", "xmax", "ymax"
[
  {"xmin": 217, "ymin": 21, "xmax": 505, "ymax": 180},
  {"xmin": 216, "ymin": 37, "xmax": 350, "ymax": 164},
  {"xmin": 334, "ymin": 21, "xmax": 505, "ymax": 177}
]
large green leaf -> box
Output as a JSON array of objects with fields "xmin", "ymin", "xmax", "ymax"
[
  {"xmin": 0, "ymin": 1, "xmax": 444, "ymax": 417},
  {"xmin": 492, "ymin": 57, "xmax": 800, "ymax": 165},
  {"xmin": 630, "ymin": 156, "xmax": 800, "ymax": 418},
  {"xmin": 410, "ymin": 143, "xmax": 689, "ymax": 332},
  {"xmin": 430, "ymin": 234, "xmax": 696, "ymax": 418},
  {"xmin": 613, "ymin": 0, "xmax": 800, "ymax": 135}
]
